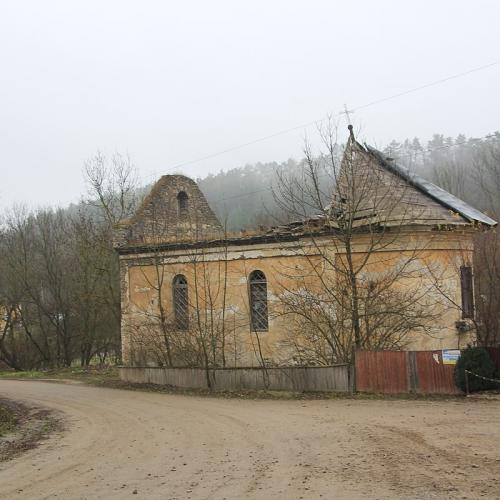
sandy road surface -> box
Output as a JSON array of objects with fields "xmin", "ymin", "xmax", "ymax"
[{"xmin": 0, "ymin": 381, "xmax": 499, "ymax": 500}]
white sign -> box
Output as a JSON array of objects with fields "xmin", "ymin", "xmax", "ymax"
[{"xmin": 442, "ymin": 349, "xmax": 461, "ymax": 365}]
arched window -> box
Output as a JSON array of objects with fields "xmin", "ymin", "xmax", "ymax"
[
  {"xmin": 177, "ymin": 191, "xmax": 188, "ymax": 214},
  {"xmin": 173, "ymin": 274, "xmax": 189, "ymax": 330},
  {"xmin": 460, "ymin": 266, "xmax": 474, "ymax": 319},
  {"xmin": 249, "ymin": 270, "xmax": 268, "ymax": 332}
]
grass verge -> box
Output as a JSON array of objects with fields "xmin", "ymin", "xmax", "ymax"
[
  {"xmin": 0, "ymin": 403, "xmax": 16, "ymax": 437},
  {"xmin": 0, "ymin": 366, "xmax": 118, "ymax": 385},
  {"xmin": 0, "ymin": 397, "xmax": 62, "ymax": 462}
]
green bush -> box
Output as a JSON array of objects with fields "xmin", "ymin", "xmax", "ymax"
[{"xmin": 454, "ymin": 346, "xmax": 497, "ymax": 392}]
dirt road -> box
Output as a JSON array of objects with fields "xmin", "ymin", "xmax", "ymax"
[{"xmin": 0, "ymin": 381, "xmax": 498, "ymax": 499}]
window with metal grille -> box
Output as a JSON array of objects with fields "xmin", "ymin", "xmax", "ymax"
[
  {"xmin": 249, "ymin": 270, "xmax": 268, "ymax": 332},
  {"xmin": 460, "ymin": 266, "xmax": 474, "ymax": 319},
  {"xmin": 173, "ymin": 274, "xmax": 189, "ymax": 330},
  {"xmin": 177, "ymin": 191, "xmax": 188, "ymax": 214}
]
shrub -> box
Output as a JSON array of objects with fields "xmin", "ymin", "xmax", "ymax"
[{"xmin": 454, "ymin": 346, "xmax": 497, "ymax": 392}]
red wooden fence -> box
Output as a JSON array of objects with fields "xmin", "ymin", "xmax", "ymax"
[
  {"xmin": 414, "ymin": 351, "xmax": 458, "ymax": 394},
  {"xmin": 355, "ymin": 350, "xmax": 460, "ymax": 395},
  {"xmin": 355, "ymin": 350, "xmax": 407, "ymax": 394}
]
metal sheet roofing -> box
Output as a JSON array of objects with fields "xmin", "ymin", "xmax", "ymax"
[{"xmin": 364, "ymin": 144, "xmax": 497, "ymax": 227}]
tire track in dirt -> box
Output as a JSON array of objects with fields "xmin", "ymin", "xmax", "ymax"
[
  {"xmin": 346, "ymin": 423, "xmax": 499, "ymax": 499},
  {"xmin": 0, "ymin": 381, "xmax": 498, "ymax": 499}
]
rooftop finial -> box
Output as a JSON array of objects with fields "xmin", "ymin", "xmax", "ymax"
[
  {"xmin": 348, "ymin": 124, "xmax": 354, "ymax": 140},
  {"xmin": 341, "ymin": 104, "xmax": 354, "ymax": 136}
]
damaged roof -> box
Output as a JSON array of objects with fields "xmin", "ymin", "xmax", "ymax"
[{"xmin": 364, "ymin": 144, "xmax": 497, "ymax": 227}]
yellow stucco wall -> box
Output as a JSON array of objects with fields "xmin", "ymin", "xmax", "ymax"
[{"xmin": 120, "ymin": 229, "xmax": 475, "ymax": 367}]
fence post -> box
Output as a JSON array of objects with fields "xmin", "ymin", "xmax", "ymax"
[
  {"xmin": 349, "ymin": 348, "xmax": 356, "ymax": 394},
  {"xmin": 407, "ymin": 351, "xmax": 418, "ymax": 393},
  {"xmin": 465, "ymin": 369, "xmax": 470, "ymax": 396}
]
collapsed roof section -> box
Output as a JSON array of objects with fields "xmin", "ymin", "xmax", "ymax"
[
  {"xmin": 115, "ymin": 131, "xmax": 496, "ymax": 252},
  {"xmin": 270, "ymin": 131, "xmax": 496, "ymax": 236}
]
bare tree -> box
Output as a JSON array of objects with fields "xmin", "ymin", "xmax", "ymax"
[
  {"xmin": 472, "ymin": 139, "xmax": 500, "ymax": 217},
  {"xmin": 474, "ymin": 230, "xmax": 500, "ymax": 346},
  {"xmin": 272, "ymin": 122, "xmax": 442, "ymax": 364},
  {"xmin": 84, "ymin": 151, "xmax": 139, "ymax": 226},
  {"xmin": 0, "ymin": 152, "xmax": 139, "ymax": 370},
  {"xmin": 84, "ymin": 151, "xmax": 141, "ymax": 364}
]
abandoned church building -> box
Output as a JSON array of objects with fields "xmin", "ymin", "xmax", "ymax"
[{"xmin": 114, "ymin": 130, "xmax": 497, "ymax": 369}]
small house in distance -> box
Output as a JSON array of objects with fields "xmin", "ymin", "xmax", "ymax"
[{"xmin": 114, "ymin": 131, "xmax": 496, "ymax": 369}]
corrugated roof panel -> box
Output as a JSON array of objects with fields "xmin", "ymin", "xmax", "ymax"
[{"xmin": 364, "ymin": 145, "xmax": 497, "ymax": 227}]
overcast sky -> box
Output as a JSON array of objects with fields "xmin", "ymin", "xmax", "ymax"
[{"xmin": 1, "ymin": 0, "xmax": 499, "ymax": 209}]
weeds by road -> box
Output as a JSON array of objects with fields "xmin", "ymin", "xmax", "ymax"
[
  {"xmin": 0, "ymin": 397, "xmax": 61, "ymax": 462},
  {"xmin": 0, "ymin": 367, "xmax": 118, "ymax": 385},
  {"xmin": 0, "ymin": 403, "xmax": 16, "ymax": 438}
]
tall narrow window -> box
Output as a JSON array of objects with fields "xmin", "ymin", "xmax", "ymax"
[
  {"xmin": 249, "ymin": 270, "xmax": 268, "ymax": 331},
  {"xmin": 173, "ymin": 274, "xmax": 189, "ymax": 330},
  {"xmin": 177, "ymin": 191, "xmax": 188, "ymax": 214},
  {"xmin": 460, "ymin": 266, "xmax": 474, "ymax": 319}
]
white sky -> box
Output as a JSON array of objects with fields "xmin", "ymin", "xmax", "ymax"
[{"xmin": 1, "ymin": 0, "xmax": 499, "ymax": 209}]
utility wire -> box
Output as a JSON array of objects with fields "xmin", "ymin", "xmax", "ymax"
[
  {"xmin": 138, "ymin": 59, "xmax": 500, "ymax": 183},
  {"xmin": 207, "ymin": 132, "xmax": 499, "ymax": 207},
  {"xmin": 349, "ymin": 60, "xmax": 500, "ymax": 113}
]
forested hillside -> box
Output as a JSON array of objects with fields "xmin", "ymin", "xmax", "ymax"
[
  {"xmin": 198, "ymin": 133, "xmax": 500, "ymax": 231},
  {"xmin": 0, "ymin": 132, "xmax": 499, "ymax": 370},
  {"xmin": 197, "ymin": 159, "xmax": 299, "ymax": 231}
]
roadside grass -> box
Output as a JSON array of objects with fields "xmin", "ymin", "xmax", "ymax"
[
  {"xmin": 0, "ymin": 403, "xmax": 16, "ymax": 437},
  {"xmin": 0, "ymin": 366, "xmax": 118, "ymax": 386},
  {"xmin": 0, "ymin": 397, "xmax": 62, "ymax": 462}
]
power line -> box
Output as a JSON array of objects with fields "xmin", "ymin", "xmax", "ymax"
[
  {"xmin": 349, "ymin": 60, "xmax": 500, "ymax": 113},
  {"xmin": 138, "ymin": 59, "xmax": 500, "ymax": 183},
  {"xmin": 208, "ymin": 132, "xmax": 499, "ymax": 207}
]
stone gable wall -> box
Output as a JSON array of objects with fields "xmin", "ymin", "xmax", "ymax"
[{"xmin": 114, "ymin": 175, "xmax": 222, "ymax": 248}]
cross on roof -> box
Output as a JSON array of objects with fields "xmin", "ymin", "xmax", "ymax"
[{"xmin": 341, "ymin": 104, "xmax": 354, "ymax": 126}]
